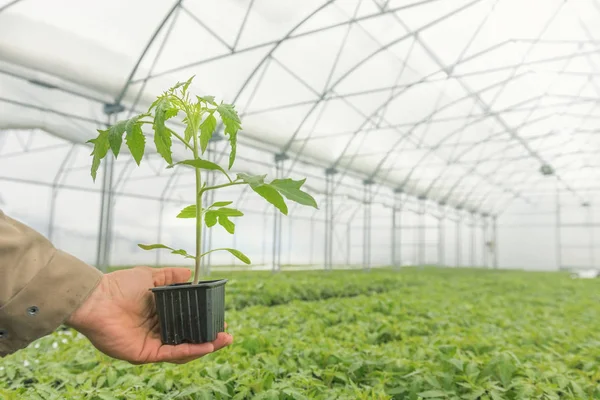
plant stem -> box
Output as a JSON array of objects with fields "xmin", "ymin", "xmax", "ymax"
[
  {"xmin": 200, "ymin": 181, "xmax": 245, "ymax": 194},
  {"xmin": 168, "ymin": 128, "xmax": 194, "ymax": 152},
  {"xmin": 192, "ymin": 132, "xmax": 203, "ymax": 284}
]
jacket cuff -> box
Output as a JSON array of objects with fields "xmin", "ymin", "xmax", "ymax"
[{"xmin": 0, "ymin": 250, "xmax": 103, "ymax": 356}]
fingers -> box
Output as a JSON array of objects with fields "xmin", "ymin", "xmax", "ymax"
[
  {"xmin": 153, "ymin": 332, "xmax": 233, "ymax": 364},
  {"xmin": 151, "ymin": 267, "xmax": 192, "ymax": 287}
]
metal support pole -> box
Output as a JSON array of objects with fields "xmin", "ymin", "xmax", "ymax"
[
  {"xmin": 438, "ymin": 204, "xmax": 445, "ymax": 266},
  {"xmin": 586, "ymin": 204, "xmax": 594, "ymax": 268},
  {"xmin": 555, "ymin": 178, "xmax": 562, "ymax": 270},
  {"xmin": 261, "ymin": 206, "xmax": 268, "ymax": 265},
  {"xmin": 392, "ymin": 190, "xmax": 402, "ymax": 268},
  {"xmin": 96, "ymin": 155, "xmax": 115, "ymax": 272},
  {"xmin": 492, "ymin": 215, "xmax": 498, "ymax": 269},
  {"xmin": 397, "ymin": 194, "xmax": 403, "ymax": 268},
  {"xmin": 456, "ymin": 210, "xmax": 462, "ymax": 267},
  {"xmin": 324, "ymin": 168, "xmax": 337, "ymax": 270},
  {"xmin": 272, "ymin": 154, "xmax": 287, "ymax": 272},
  {"xmin": 470, "ymin": 212, "xmax": 475, "ymax": 267},
  {"xmin": 346, "ymin": 221, "xmax": 351, "ymax": 266},
  {"xmin": 287, "ymin": 217, "xmax": 293, "ymax": 266},
  {"xmin": 309, "ymin": 217, "xmax": 315, "ymax": 265},
  {"xmin": 363, "ymin": 180, "xmax": 373, "ymax": 271},
  {"xmin": 392, "ymin": 203, "xmax": 396, "ymax": 268},
  {"xmin": 483, "ymin": 215, "xmax": 488, "ymax": 268},
  {"xmin": 418, "ymin": 197, "xmax": 426, "ymax": 267}
]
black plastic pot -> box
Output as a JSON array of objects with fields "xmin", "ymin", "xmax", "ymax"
[{"xmin": 151, "ymin": 279, "xmax": 227, "ymax": 345}]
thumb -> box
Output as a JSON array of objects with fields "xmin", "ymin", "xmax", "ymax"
[{"xmin": 151, "ymin": 267, "xmax": 192, "ymax": 287}]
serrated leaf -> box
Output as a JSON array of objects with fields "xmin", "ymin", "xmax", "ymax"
[
  {"xmin": 205, "ymin": 211, "xmax": 218, "ymax": 227},
  {"xmin": 197, "ymin": 95, "xmax": 216, "ymax": 105},
  {"xmin": 489, "ymin": 390, "xmax": 505, "ymax": 400},
  {"xmin": 125, "ymin": 117, "xmax": 145, "ymax": 165},
  {"xmin": 176, "ymin": 159, "xmax": 230, "ymax": 181},
  {"xmin": 184, "ymin": 123, "xmax": 196, "ymax": 144},
  {"xmin": 218, "ymin": 215, "xmax": 235, "ymax": 234},
  {"xmin": 217, "ymin": 103, "xmax": 241, "ymax": 169},
  {"xmin": 177, "ymin": 205, "xmax": 196, "ymax": 218},
  {"xmin": 138, "ymin": 243, "xmax": 195, "ymax": 260},
  {"xmin": 182, "ymin": 75, "xmax": 194, "ymax": 93},
  {"xmin": 199, "ymin": 114, "xmax": 217, "ymax": 153},
  {"xmin": 107, "ymin": 120, "xmax": 127, "ymax": 158},
  {"xmin": 237, "ymin": 173, "xmax": 288, "ymax": 215},
  {"xmin": 270, "ymin": 178, "xmax": 318, "ymax": 209},
  {"xmin": 152, "ymin": 97, "xmax": 176, "ymax": 164},
  {"xmin": 89, "ymin": 129, "xmax": 110, "ymax": 181}
]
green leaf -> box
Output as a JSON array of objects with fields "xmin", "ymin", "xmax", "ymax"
[
  {"xmin": 197, "ymin": 95, "xmax": 216, "ymax": 106},
  {"xmin": 138, "ymin": 243, "xmax": 195, "ymax": 260},
  {"xmin": 237, "ymin": 173, "xmax": 288, "ymax": 215},
  {"xmin": 270, "ymin": 178, "xmax": 318, "ymax": 209},
  {"xmin": 226, "ymin": 248, "xmax": 251, "ymax": 264},
  {"xmin": 176, "ymin": 159, "xmax": 230, "ymax": 181},
  {"xmin": 216, "ymin": 207, "xmax": 244, "ymax": 217},
  {"xmin": 418, "ymin": 390, "xmax": 447, "ymax": 398},
  {"xmin": 125, "ymin": 117, "xmax": 145, "ymax": 165},
  {"xmin": 200, "ymin": 248, "xmax": 251, "ymax": 264},
  {"xmin": 152, "ymin": 97, "xmax": 177, "ymax": 164},
  {"xmin": 106, "ymin": 368, "xmax": 117, "ymax": 387},
  {"xmin": 205, "ymin": 211, "xmax": 218, "ymax": 227},
  {"xmin": 218, "ymin": 215, "xmax": 235, "ymax": 234},
  {"xmin": 210, "ymin": 201, "xmax": 233, "ymax": 208},
  {"xmin": 177, "ymin": 205, "xmax": 196, "ymax": 218},
  {"xmin": 89, "ymin": 129, "xmax": 110, "ymax": 181},
  {"xmin": 217, "ymin": 103, "xmax": 241, "ymax": 169},
  {"xmin": 182, "ymin": 75, "xmax": 194, "ymax": 93},
  {"xmin": 107, "ymin": 120, "xmax": 127, "ymax": 158},
  {"xmin": 199, "ymin": 114, "xmax": 217, "ymax": 153},
  {"xmin": 184, "ymin": 123, "xmax": 196, "ymax": 144}
]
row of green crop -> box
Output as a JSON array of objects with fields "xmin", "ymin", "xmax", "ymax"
[{"xmin": 2, "ymin": 268, "xmax": 600, "ymax": 399}]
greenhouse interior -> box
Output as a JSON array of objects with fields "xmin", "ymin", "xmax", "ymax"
[{"xmin": 1, "ymin": 0, "xmax": 600, "ymax": 398}]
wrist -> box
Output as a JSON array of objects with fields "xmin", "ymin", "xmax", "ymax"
[{"xmin": 65, "ymin": 274, "xmax": 108, "ymax": 332}]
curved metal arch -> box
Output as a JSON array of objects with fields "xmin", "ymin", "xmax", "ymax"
[
  {"xmin": 0, "ymin": 0, "xmax": 23, "ymax": 14},
  {"xmin": 329, "ymin": 72, "xmax": 532, "ymax": 205},
  {"xmin": 366, "ymin": 81, "xmax": 538, "ymax": 197},
  {"xmin": 452, "ymin": 160, "xmax": 532, "ymax": 212},
  {"xmin": 490, "ymin": 158, "xmax": 592, "ymax": 215},
  {"xmin": 427, "ymin": 111, "xmax": 560, "ymax": 206},
  {"xmin": 231, "ymin": 0, "xmax": 334, "ymax": 104},
  {"xmin": 426, "ymin": 91, "xmax": 600, "ymax": 204},
  {"xmin": 115, "ymin": 0, "xmax": 182, "ymax": 104},
  {"xmin": 276, "ymin": 0, "xmax": 483, "ymax": 154}
]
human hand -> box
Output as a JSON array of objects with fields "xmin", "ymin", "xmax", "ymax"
[{"xmin": 65, "ymin": 266, "xmax": 233, "ymax": 364}]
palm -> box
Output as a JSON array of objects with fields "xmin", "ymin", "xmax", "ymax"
[{"xmin": 67, "ymin": 267, "xmax": 232, "ymax": 364}]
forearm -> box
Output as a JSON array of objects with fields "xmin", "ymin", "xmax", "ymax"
[{"xmin": 0, "ymin": 210, "xmax": 102, "ymax": 356}]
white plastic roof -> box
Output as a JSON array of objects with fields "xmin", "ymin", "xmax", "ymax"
[{"xmin": 1, "ymin": 0, "xmax": 600, "ymax": 215}]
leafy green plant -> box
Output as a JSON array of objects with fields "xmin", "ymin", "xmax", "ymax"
[{"xmin": 88, "ymin": 76, "xmax": 318, "ymax": 284}]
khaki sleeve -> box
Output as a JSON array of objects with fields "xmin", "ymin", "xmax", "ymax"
[{"xmin": 0, "ymin": 210, "xmax": 103, "ymax": 356}]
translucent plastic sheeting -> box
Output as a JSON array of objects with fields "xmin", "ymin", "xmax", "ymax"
[{"xmin": 1, "ymin": 0, "xmax": 599, "ymax": 216}]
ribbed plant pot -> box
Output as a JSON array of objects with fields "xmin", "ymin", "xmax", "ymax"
[{"xmin": 151, "ymin": 279, "xmax": 227, "ymax": 345}]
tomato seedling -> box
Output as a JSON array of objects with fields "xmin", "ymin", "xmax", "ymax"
[
  {"xmin": 89, "ymin": 76, "xmax": 317, "ymax": 283},
  {"xmin": 88, "ymin": 76, "xmax": 317, "ymax": 344}
]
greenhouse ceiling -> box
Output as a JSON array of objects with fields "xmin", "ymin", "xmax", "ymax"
[{"xmin": 1, "ymin": 0, "xmax": 599, "ymax": 216}]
